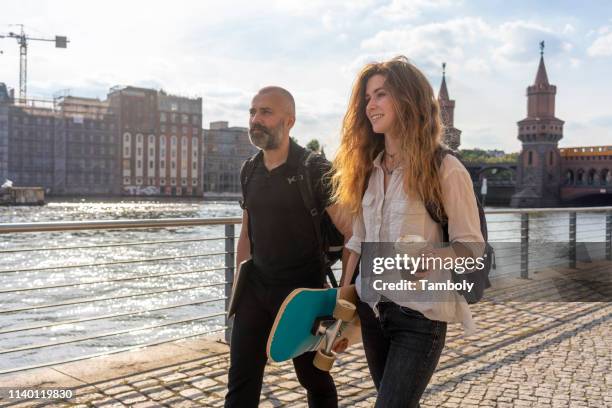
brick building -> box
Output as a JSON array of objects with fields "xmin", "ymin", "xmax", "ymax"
[
  {"xmin": 107, "ymin": 86, "xmax": 202, "ymax": 197},
  {"xmin": 202, "ymin": 121, "xmax": 257, "ymax": 197},
  {"xmin": 438, "ymin": 63, "xmax": 461, "ymax": 150}
]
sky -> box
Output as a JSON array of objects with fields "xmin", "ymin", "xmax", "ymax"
[{"xmin": 1, "ymin": 0, "xmax": 611, "ymax": 156}]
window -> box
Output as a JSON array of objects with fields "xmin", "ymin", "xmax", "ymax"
[{"xmin": 528, "ymin": 151, "xmax": 533, "ymax": 166}]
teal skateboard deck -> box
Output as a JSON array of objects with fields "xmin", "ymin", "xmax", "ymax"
[{"xmin": 267, "ymin": 285, "xmax": 361, "ymax": 363}]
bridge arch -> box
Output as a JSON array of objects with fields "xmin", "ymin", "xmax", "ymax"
[
  {"xmin": 601, "ymin": 168, "xmax": 610, "ymax": 186},
  {"xmin": 565, "ymin": 169, "xmax": 574, "ymax": 185},
  {"xmin": 576, "ymin": 169, "xmax": 585, "ymax": 185},
  {"xmin": 587, "ymin": 168, "xmax": 598, "ymax": 185},
  {"xmin": 475, "ymin": 165, "xmax": 517, "ymax": 182}
]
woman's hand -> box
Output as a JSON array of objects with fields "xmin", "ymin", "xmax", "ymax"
[{"xmin": 332, "ymin": 338, "xmax": 349, "ymax": 353}]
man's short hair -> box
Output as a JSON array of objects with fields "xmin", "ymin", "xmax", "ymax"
[{"xmin": 257, "ymin": 86, "xmax": 295, "ymax": 116}]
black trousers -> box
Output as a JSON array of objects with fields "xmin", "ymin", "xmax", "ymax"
[{"xmin": 225, "ymin": 273, "xmax": 338, "ymax": 408}]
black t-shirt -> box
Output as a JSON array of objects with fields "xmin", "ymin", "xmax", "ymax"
[{"xmin": 241, "ymin": 140, "xmax": 332, "ymax": 286}]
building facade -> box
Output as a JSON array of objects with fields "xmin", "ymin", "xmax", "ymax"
[
  {"xmin": 56, "ymin": 96, "xmax": 120, "ymax": 195},
  {"xmin": 0, "ymin": 83, "xmax": 202, "ymax": 197},
  {"xmin": 202, "ymin": 121, "xmax": 257, "ymax": 197},
  {"xmin": 107, "ymin": 86, "xmax": 202, "ymax": 197},
  {"xmin": 0, "ymin": 84, "xmax": 11, "ymax": 184},
  {"xmin": 0, "ymin": 85, "xmax": 119, "ymax": 195}
]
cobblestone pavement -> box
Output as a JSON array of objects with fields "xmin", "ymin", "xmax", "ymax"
[{"xmin": 1, "ymin": 264, "xmax": 611, "ymax": 407}]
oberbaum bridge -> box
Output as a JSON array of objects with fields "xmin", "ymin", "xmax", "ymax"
[
  {"xmin": 438, "ymin": 46, "xmax": 612, "ymax": 208},
  {"xmin": 0, "ymin": 46, "xmax": 611, "ymax": 407}
]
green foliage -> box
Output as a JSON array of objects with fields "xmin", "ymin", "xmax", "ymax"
[
  {"xmin": 459, "ymin": 149, "xmax": 518, "ymax": 164},
  {"xmin": 306, "ymin": 139, "xmax": 321, "ymax": 153}
]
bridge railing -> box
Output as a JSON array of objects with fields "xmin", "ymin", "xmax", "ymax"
[{"xmin": 0, "ymin": 206, "xmax": 611, "ymax": 374}]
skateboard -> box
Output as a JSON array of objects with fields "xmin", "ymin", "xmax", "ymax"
[{"xmin": 266, "ymin": 285, "xmax": 361, "ymax": 371}]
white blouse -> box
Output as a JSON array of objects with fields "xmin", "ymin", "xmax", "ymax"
[{"xmin": 346, "ymin": 151, "xmax": 484, "ymax": 334}]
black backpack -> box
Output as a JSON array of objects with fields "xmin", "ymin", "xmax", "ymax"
[
  {"xmin": 239, "ymin": 148, "xmax": 344, "ymax": 287},
  {"xmin": 424, "ymin": 148, "xmax": 495, "ymax": 304}
]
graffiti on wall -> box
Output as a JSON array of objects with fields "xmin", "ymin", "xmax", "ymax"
[{"xmin": 123, "ymin": 185, "xmax": 161, "ymax": 196}]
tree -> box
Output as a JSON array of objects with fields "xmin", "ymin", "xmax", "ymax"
[{"xmin": 306, "ymin": 139, "xmax": 321, "ymax": 153}]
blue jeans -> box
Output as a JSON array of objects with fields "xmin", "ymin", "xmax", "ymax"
[{"xmin": 357, "ymin": 300, "xmax": 447, "ymax": 408}]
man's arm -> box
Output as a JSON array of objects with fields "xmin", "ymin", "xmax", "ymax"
[
  {"xmin": 236, "ymin": 210, "xmax": 251, "ymax": 267},
  {"xmin": 325, "ymin": 203, "xmax": 352, "ymax": 282}
]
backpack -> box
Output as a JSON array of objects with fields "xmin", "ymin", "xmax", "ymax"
[
  {"xmin": 239, "ymin": 147, "xmax": 344, "ymax": 287},
  {"xmin": 424, "ymin": 148, "xmax": 495, "ymax": 304}
]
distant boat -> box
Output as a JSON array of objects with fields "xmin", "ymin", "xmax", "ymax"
[{"xmin": 0, "ymin": 183, "xmax": 45, "ymax": 206}]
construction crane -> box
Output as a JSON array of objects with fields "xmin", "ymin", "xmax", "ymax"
[{"xmin": 0, "ymin": 24, "xmax": 68, "ymax": 102}]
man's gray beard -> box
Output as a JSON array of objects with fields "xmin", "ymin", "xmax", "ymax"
[{"xmin": 249, "ymin": 129, "xmax": 281, "ymax": 150}]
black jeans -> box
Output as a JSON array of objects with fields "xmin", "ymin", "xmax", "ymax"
[
  {"xmin": 357, "ymin": 300, "xmax": 447, "ymax": 408},
  {"xmin": 225, "ymin": 273, "xmax": 338, "ymax": 408}
]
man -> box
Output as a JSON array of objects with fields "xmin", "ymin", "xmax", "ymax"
[{"xmin": 225, "ymin": 86, "xmax": 349, "ymax": 408}]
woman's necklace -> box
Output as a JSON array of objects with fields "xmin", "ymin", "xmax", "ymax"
[{"xmin": 382, "ymin": 151, "xmax": 399, "ymax": 175}]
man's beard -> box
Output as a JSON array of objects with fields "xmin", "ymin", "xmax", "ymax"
[{"xmin": 249, "ymin": 123, "xmax": 283, "ymax": 150}]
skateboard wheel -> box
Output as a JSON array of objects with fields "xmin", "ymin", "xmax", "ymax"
[
  {"xmin": 313, "ymin": 349, "xmax": 336, "ymax": 371},
  {"xmin": 333, "ymin": 299, "xmax": 356, "ymax": 322}
]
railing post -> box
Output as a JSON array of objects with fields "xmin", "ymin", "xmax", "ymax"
[
  {"xmin": 606, "ymin": 211, "xmax": 612, "ymax": 261},
  {"xmin": 569, "ymin": 212, "xmax": 576, "ymax": 269},
  {"xmin": 520, "ymin": 212, "xmax": 529, "ymax": 279},
  {"xmin": 224, "ymin": 224, "xmax": 235, "ymax": 343}
]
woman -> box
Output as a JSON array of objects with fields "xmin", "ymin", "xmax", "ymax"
[{"xmin": 331, "ymin": 56, "xmax": 484, "ymax": 407}]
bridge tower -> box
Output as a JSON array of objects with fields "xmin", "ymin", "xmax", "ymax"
[
  {"xmin": 511, "ymin": 42, "xmax": 564, "ymax": 207},
  {"xmin": 438, "ymin": 63, "xmax": 461, "ymax": 150}
]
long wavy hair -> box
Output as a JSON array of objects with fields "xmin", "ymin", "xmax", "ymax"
[{"xmin": 331, "ymin": 56, "xmax": 446, "ymax": 218}]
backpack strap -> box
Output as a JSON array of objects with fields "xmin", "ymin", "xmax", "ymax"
[
  {"xmin": 295, "ymin": 150, "xmax": 338, "ymax": 287},
  {"xmin": 239, "ymin": 151, "xmax": 262, "ymax": 255},
  {"xmin": 239, "ymin": 150, "xmax": 262, "ymax": 210},
  {"xmin": 425, "ymin": 147, "xmax": 452, "ymax": 242}
]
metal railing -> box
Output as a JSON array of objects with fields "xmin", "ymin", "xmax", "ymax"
[
  {"xmin": 0, "ymin": 217, "xmax": 240, "ymax": 375},
  {"xmin": 0, "ymin": 207, "xmax": 611, "ymax": 374}
]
